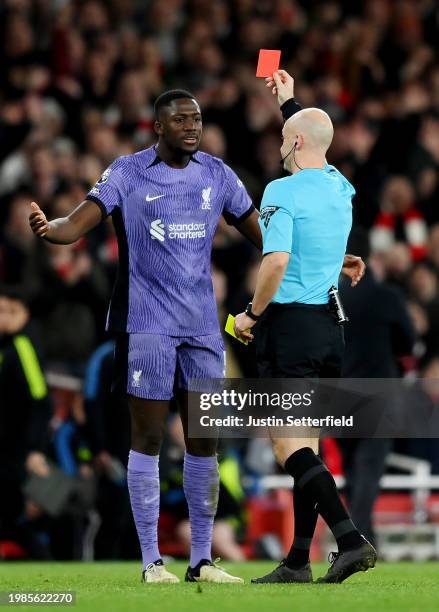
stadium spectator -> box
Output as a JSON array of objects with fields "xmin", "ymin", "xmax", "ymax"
[
  {"xmin": 404, "ymin": 357, "xmax": 439, "ymax": 475},
  {"xmin": 0, "ymin": 191, "xmax": 37, "ymax": 284},
  {"xmin": 24, "ymin": 237, "xmax": 109, "ymax": 370},
  {"xmin": 83, "ymin": 340, "xmax": 138, "ymax": 560},
  {"xmin": 370, "ymin": 176, "xmax": 428, "ymax": 261},
  {"xmin": 338, "ymin": 228, "xmax": 416, "ymax": 547},
  {"xmin": 0, "ymin": 284, "xmax": 52, "ymax": 558}
]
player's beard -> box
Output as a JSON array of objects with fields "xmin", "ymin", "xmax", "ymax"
[{"xmin": 174, "ymin": 142, "xmax": 200, "ymax": 156}]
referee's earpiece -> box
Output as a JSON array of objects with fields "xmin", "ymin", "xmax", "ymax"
[
  {"xmin": 280, "ymin": 140, "xmax": 298, "ymax": 165},
  {"xmin": 292, "ymin": 136, "xmax": 304, "ymax": 170}
]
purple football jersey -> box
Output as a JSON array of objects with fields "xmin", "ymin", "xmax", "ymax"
[{"xmin": 87, "ymin": 146, "xmax": 254, "ymax": 335}]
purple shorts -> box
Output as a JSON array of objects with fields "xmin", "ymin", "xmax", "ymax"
[{"xmin": 113, "ymin": 333, "xmax": 226, "ymax": 400}]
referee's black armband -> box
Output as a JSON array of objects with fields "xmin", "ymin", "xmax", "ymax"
[{"xmin": 280, "ymin": 98, "xmax": 302, "ymax": 122}]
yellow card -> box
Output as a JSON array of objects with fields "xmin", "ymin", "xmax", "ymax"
[{"xmin": 225, "ymin": 314, "xmax": 248, "ymax": 345}]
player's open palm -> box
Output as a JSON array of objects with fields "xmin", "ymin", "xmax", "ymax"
[{"xmin": 29, "ymin": 201, "xmax": 49, "ymax": 237}]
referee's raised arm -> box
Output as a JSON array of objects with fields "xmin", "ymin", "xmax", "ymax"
[
  {"xmin": 265, "ymin": 70, "xmax": 365, "ymax": 286},
  {"xmin": 265, "ymin": 70, "xmax": 302, "ymax": 121}
]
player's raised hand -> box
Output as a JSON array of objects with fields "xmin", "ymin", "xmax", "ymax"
[
  {"xmin": 265, "ymin": 70, "xmax": 295, "ymax": 106},
  {"xmin": 29, "ymin": 201, "xmax": 49, "ymax": 237}
]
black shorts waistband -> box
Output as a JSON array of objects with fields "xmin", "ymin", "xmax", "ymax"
[{"xmin": 268, "ymin": 302, "xmax": 329, "ymax": 312}]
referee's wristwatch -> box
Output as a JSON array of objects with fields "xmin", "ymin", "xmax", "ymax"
[{"xmin": 245, "ymin": 302, "xmax": 262, "ymax": 321}]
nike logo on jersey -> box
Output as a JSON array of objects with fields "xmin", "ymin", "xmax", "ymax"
[{"xmin": 145, "ymin": 194, "xmax": 165, "ymax": 201}]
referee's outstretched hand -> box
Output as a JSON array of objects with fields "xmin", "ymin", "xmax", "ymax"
[{"xmin": 265, "ymin": 70, "xmax": 295, "ymax": 106}]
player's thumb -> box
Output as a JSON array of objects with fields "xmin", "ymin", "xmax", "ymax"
[{"xmin": 30, "ymin": 201, "xmax": 40, "ymax": 212}]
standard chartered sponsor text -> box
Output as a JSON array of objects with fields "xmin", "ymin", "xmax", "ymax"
[{"xmin": 168, "ymin": 223, "xmax": 206, "ymax": 239}]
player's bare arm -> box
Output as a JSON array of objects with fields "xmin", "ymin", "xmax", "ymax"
[
  {"xmin": 29, "ymin": 200, "xmax": 103, "ymax": 244},
  {"xmin": 234, "ymin": 209, "xmax": 262, "ymax": 251}
]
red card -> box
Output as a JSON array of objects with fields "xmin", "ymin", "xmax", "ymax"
[{"xmin": 256, "ymin": 49, "xmax": 281, "ymax": 77}]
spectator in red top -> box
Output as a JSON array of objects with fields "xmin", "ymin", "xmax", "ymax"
[{"xmin": 370, "ymin": 176, "xmax": 428, "ymax": 261}]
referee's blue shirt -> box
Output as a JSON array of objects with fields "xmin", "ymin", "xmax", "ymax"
[{"xmin": 259, "ymin": 165, "xmax": 354, "ymax": 305}]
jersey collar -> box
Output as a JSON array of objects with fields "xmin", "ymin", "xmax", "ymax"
[{"xmin": 147, "ymin": 146, "xmax": 202, "ymax": 168}]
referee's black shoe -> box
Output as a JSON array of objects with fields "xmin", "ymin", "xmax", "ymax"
[
  {"xmin": 316, "ymin": 537, "xmax": 377, "ymax": 584},
  {"xmin": 251, "ymin": 560, "xmax": 313, "ymax": 584}
]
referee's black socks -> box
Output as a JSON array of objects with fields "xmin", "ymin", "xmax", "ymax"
[
  {"xmin": 285, "ymin": 484, "xmax": 318, "ymax": 568},
  {"xmin": 284, "ymin": 447, "xmax": 363, "ymax": 553}
]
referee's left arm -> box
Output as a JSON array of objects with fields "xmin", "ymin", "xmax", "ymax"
[
  {"xmin": 252, "ymin": 251, "xmax": 290, "ymax": 315},
  {"xmin": 234, "ymin": 251, "xmax": 289, "ymax": 343},
  {"xmin": 234, "ymin": 195, "xmax": 293, "ymax": 341}
]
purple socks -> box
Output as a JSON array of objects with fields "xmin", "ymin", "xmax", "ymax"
[
  {"xmin": 127, "ymin": 450, "xmax": 219, "ymax": 569},
  {"xmin": 183, "ymin": 452, "xmax": 219, "ymax": 568},
  {"xmin": 127, "ymin": 450, "xmax": 161, "ymax": 568}
]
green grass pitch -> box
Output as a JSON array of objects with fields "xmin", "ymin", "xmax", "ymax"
[{"xmin": 2, "ymin": 561, "xmax": 439, "ymax": 612}]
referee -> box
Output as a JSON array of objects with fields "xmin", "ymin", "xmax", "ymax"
[{"xmin": 234, "ymin": 74, "xmax": 377, "ymax": 584}]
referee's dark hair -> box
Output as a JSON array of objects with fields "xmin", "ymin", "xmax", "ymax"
[{"xmin": 154, "ymin": 89, "xmax": 197, "ymax": 119}]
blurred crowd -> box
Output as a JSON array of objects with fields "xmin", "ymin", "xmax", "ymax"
[{"xmin": 1, "ymin": 0, "xmax": 439, "ymax": 560}]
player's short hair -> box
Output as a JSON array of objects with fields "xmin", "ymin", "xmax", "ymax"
[{"xmin": 154, "ymin": 89, "xmax": 197, "ymax": 120}]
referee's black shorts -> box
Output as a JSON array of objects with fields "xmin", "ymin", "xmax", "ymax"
[{"xmin": 255, "ymin": 302, "xmax": 344, "ymax": 379}]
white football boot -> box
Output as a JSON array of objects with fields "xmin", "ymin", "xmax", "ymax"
[
  {"xmin": 142, "ymin": 560, "xmax": 180, "ymax": 583},
  {"xmin": 185, "ymin": 558, "xmax": 244, "ymax": 583}
]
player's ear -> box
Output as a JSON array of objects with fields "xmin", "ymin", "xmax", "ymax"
[
  {"xmin": 296, "ymin": 134, "xmax": 304, "ymax": 149},
  {"xmin": 154, "ymin": 120, "xmax": 163, "ymax": 136}
]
